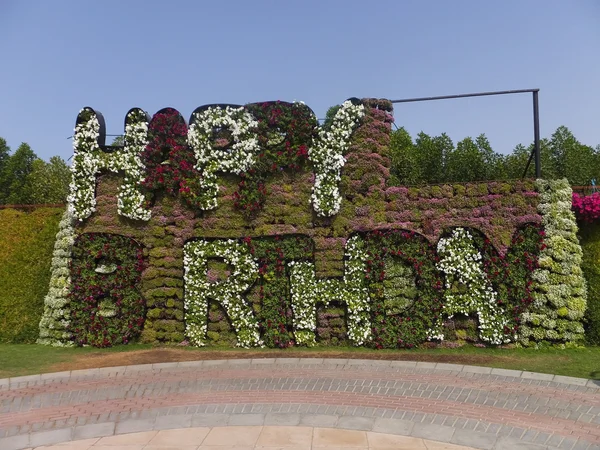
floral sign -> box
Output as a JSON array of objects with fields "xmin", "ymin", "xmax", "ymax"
[{"xmin": 40, "ymin": 98, "xmax": 588, "ymax": 349}]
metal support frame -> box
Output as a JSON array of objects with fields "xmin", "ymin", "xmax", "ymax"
[{"xmin": 391, "ymin": 89, "xmax": 541, "ymax": 178}]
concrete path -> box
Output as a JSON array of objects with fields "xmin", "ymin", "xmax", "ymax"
[
  {"xmin": 1, "ymin": 359, "xmax": 599, "ymax": 450},
  {"xmin": 18, "ymin": 426, "xmax": 476, "ymax": 449}
]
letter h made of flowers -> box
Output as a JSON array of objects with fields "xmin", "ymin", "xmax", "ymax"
[
  {"xmin": 68, "ymin": 107, "xmax": 151, "ymax": 221},
  {"xmin": 288, "ymin": 236, "xmax": 371, "ymax": 346}
]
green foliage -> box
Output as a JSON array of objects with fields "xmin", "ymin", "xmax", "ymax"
[
  {"xmin": 27, "ymin": 156, "xmax": 70, "ymax": 204},
  {"xmin": 388, "ymin": 127, "xmax": 415, "ymax": 185},
  {"xmin": 0, "ymin": 137, "xmax": 68, "ymax": 205},
  {"xmin": 388, "ymin": 130, "xmax": 455, "ymax": 185},
  {"xmin": 0, "ymin": 138, "xmax": 10, "ymax": 203},
  {"xmin": 389, "ymin": 125, "xmax": 599, "ymax": 185},
  {"xmin": 1, "ymin": 143, "xmax": 37, "ymax": 204},
  {"xmin": 382, "ymin": 257, "xmax": 417, "ymax": 315},
  {"xmin": 365, "ymin": 229, "xmax": 444, "ymax": 349},
  {"xmin": 322, "ymin": 105, "xmax": 341, "ymax": 131},
  {"xmin": 578, "ymin": 222, "xmax": 600, "ymax": 345},
  {"xmin": 416, "ymin": 132, "xmax": 453, "ymax": 184},
  {"xmin": 110, "ymin": 135, "xmax": 125, "ymax": 146},
  {"xmin": 0, "ymin": 207, "xmax": 63, "ymax": 342}
]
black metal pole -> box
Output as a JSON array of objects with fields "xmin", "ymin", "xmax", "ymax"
[
  {"xmin": 390, "ymin": 89, "xmax": 539, "ymax": 104},
  {"xmin": 533, "ymin": 90, "xmax": 541, "ymax": 178}
]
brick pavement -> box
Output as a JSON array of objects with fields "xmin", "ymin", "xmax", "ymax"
[{"xmin": 0, "ymin": 359, "xmax": 598, "ymax": 450}]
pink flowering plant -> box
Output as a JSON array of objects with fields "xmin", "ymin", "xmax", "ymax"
[{"xmin": 572, "ymin": 192, "xmax": 600, "ymax": 222}]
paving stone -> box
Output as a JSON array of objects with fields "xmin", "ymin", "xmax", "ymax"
[
  {"xmin": 532, "ymin": 432, "xmax": 551, "ymax": 445},
  {"xmin": 29, "ymin": 428, "xmax": 72, "ymax": 447},
  {"xmin": 263, "ymin": 412, "xmax": 301, "ymax": 425},
  {"xmin": 299, "ymin": 414, "xmax": 338, "ymax": 427},
  {"xmin": 490, "ymin": 368, "xmax": 523, "ymax": 378},
  {"xmin": 336, "ymin": 415, "xmax": 375, "ymax": 431},
  {"xmin": 0, "ymin": 434, "xmax": 30, "ymax": 450},
  {"xmin": 545, "ymin": 434, "xmax": 565, "ymax": 448},
  {"xmin": 450, "ymin": 428, "xmax": 497, "ymax": 449},
  {"xmin": 191, "ymin": 413, "xmax": 230, "ymax": 427},
  {"xmin": 388, "ymin": 361, "xmax": 417, "ymax": 368},
  {"xmin": 415, "ymin": 362, "xmax": 437, "ymax": 370},
  {"xmin": 346, "ymin": 359, "xmax": 373, "ymax": 366},
  {"xmin": 73, "ymin": 422, "xmax": 115, "ymax": 440},
  {"xmin": 435, "ymin": 363, "xmax": 463, "ymax": 371},
  {"xmin": 40, "ymin": 371, "xmax": 71, "ymax": 381},
  {"xmin": 228, "ymin": 414, "xmax": 265, "ymax": 426},
  {"xmin": 202, "ymin": 360, "xmax": 228, "ymax": 367},
  {"xmin": 520, "ymin": 371, "xmax": 555, "ymax": 382},
  {"xmin": 9, "ymin": 374, "xmax": 41, "ymax": 386},
  {"xmin": 322, "ymin": 358, "xmax": 349, "ymax": 366},
  {"xmin": 176, "ymin": 360, "xmax": 204, "ymax": 368},
  {"xmin": 275, "ymin": 358, "xmax": 300, "ymax": 364},
  {"xmin": 251, "ymin": 358, "xmax": 276, "ymax": 364},
  {"xmin": 494, "ymin": 436, "xmax": 547, "ymax": 449},
  {"xmin": 569, "ymin": 439, "xmax": 596, "ymax": 450},
  {"xmin": 586, "ymin": 379, "xmax": 600, "ymax": 388},
  {"xmin": 154, "ymin": 413, "xmax": 192, "ymax": 430},
  {"xmin": 115, "ymin": 418, "xmax": 156, "ymax": 434},
  {"xmin": 371, "ymin": 417, "xmax": 414, "ymax": 435},
  {"xmin": 411, "ymin": 422, "xmax": 454, "ymax": 441}
]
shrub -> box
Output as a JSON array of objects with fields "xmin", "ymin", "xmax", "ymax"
[
  {"xmin": 578, "ymin": 222, "xmax": 600, "ymax": 345},
  {"xmin": 0, "ymin": 207, "xmax": 63, "ymax": 342}
]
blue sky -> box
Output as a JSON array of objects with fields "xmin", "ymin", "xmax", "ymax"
[{"xmin": 0, "ymin": 1, "xmax": 599, "ymax": 161}]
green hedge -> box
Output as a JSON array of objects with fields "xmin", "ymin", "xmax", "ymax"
[
  {"xmin": 579, "ymin": 222, "xmax": 600, "ymax": 345},
  {"xmin": 0, "ymin": 207, "xmax": 64, "ymax": 342}
]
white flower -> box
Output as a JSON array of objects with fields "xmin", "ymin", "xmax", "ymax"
[
  {"xmin": 309, "ymin": 101, "xmax": 364, "ymax": 217},
  {"xmin": 184, "ymin": 239, "xmax": 262, "ymax": 348},
  {"xmin": 68, "ymin": 108, "xmax": 151, "ymax": 221},
  {"xmin": 188, "ymin": 106, "xmax": 260, "ymax": 210}
]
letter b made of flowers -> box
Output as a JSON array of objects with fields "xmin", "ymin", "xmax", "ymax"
[{"xmin": 68, "ymin": 233, "xmax": 147, "ymax": 347}]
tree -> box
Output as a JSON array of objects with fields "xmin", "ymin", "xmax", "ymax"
[
  {"xmin": 445, "ymin": 137, "xmax": 488, "ymax": 182},
  {"xmin": 412, "ymin": 132, "xmax": 453, "ymax": 184},
  {"xmin": 388, "ymin": 127, "xmax": 416, "ymax": 186},
  {"xmin": 475, "ymin": 134, "xmax": 506, "ymax": 180},
  {"xmin": 110, "ymin": 135, "xmax": 125, "ymax": 146},
  {"xmin": 550, "ymin": 126, "xmax": 578, "ymax": 178},
  {"xmin": 1, "ymin": 143, "xmax": 37, "ymax": 204},
  {"xmin": 27, "ymin": 156, "xmax": 71, "ymax": 204},
  {"xmin": 0, "ymin": 138, "xmax": 10, "ymax": 203},
  {"xmin": 505, "ymin": 144, "xmax": 531, "ymax": 179}
]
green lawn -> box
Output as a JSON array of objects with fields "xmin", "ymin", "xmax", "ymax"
[{"xmin": 1, "ymin": 344, "xmax": 599, "ymax": 380}]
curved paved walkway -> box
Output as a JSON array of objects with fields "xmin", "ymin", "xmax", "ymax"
[
  {"xmin": 14, "ymin": 426, "xmax": 477, "ymax": 449},
  {"xmin": 0, "ymin": 359, "xmax": 599, "ymax": 450}
]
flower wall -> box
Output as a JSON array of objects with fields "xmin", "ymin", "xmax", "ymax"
[
  {"xmin": 39, "ymin": 98, "xmax": 589, "ymax": 348},
  {"xmin": 37, "ymin": 209, "xmax": 75, "ymax": 346},
  {"xmin": 520, "ymin": 179, "xmax": 587, "ymax": 346}
]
